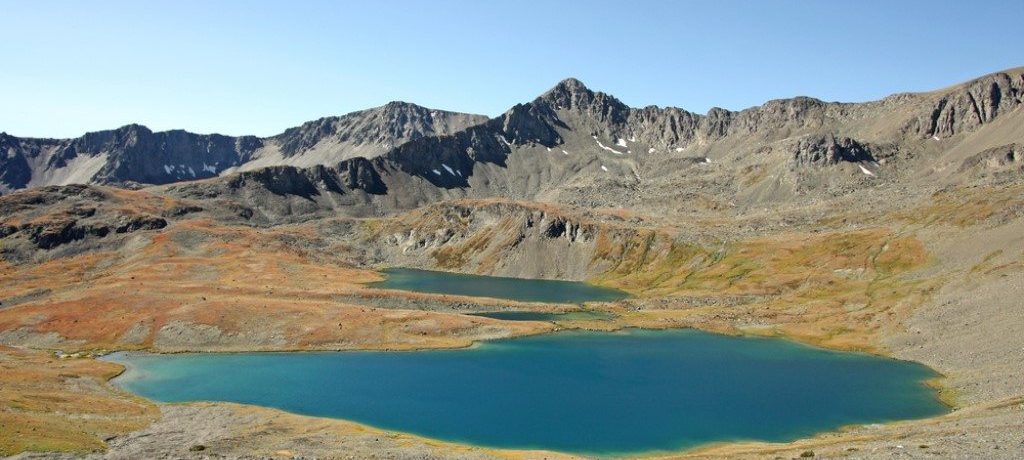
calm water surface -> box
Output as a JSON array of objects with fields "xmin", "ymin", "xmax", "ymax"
[
  {"xmin": 368, "ymin": 267, "xmax": 627, "ymax": 303},
  {"xmin": 106, "ymin": 329, "xmax": 946, "ymax": 455}
]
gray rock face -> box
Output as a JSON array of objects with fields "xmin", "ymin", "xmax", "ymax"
[
  {"xmin": 917, "ymin": 72, "xmax": 1024, "ymax": 138},
  {"xmin": 225, "ymin": 166, "xmax": 343, "ymax": 198},
  {"xmin": 957, "ymin": 143, "xmax": 1024, "ymax": 182},
  {"xmin": 90, "ymin": 125, "xmax": 260, "ymax": 185},
  {"xmin": 500, "ymin": 103, "xmax": 563, "ymax": 146},
  {"xmin": 788, "ymin": 135, "xmax": 875, "ymax": 167},
  {"xmin": 220, "ymin": 161, "xmax": 386, "ymax": 198}
]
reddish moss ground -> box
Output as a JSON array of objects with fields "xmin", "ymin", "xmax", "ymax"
[{"xmin": 0, "ymin": 346, "xmax": 158, "ymax": 455}]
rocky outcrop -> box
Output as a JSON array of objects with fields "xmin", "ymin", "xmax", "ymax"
[
  {"xmin": 0, "ymin": 184, "xmax": 108, "ymax": 214},
  {"xmin": 788, "ymin": 135, "xmax": 876, "ymax": 167},
  {"xmin": 338, "ymin": 157, "xmax": 387, "ymax": 194},
  {"xmin": 227, "ymin": 166, "xmax": 344, "ymax": 198},
  {"xmin": 380, "ymin": 201, "xmax": 598, "ymax": 253},
  {"xmin": 0, "ymin": 185, "xmax": 174, "ymax": 258},
  {"xmin": 957, "ymin": 143, "xmax": 1024, "ymax": 182},
  {"xmin": 370, "ymin": 200, "xmax": 632, "ymax": 279},
  {"xmin": 219, "ymin": 161, "xmax": 386, "ymax": 198},
  {"xmin": 500, "ymin": 103, "xmax": 563, "ymax": 146},
  {"xmin": 917, "ymin": 71, "xmax": 1024, "ymax": 138},
  {"xmin": 19, "ymin": 211, "xmax": 166, "ymax": 250},
  {"xmin": 2, "ymin": 203, "xmax": 167, "ymax": 252}
]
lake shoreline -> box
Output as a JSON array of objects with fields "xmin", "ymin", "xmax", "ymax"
[{"xmin": 100, "ymin": 328, "xmax": 949, "ymax": 457}]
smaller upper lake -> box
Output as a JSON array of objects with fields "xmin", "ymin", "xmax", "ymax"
[{"xmin": 368, "ymin": 268, "xmax": 628, "ymax": 304}]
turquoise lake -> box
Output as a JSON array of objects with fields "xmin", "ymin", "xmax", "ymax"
[
  {"xmin": 106, "ymin": 329, "xmax": 946, "ymax": 455},
  {"xmin": 368, "ymin": 267, "xmax": 628, "ymax": 303}
]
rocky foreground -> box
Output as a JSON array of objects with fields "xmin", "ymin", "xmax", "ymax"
[{"xmin": 2, "ymin": 68, "xmax": 1024, "ymax": 458}]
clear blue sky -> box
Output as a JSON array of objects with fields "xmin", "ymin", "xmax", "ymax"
[{"xmin": 2, "ymin": 0, "xmax": 1021, "ymax": 138}]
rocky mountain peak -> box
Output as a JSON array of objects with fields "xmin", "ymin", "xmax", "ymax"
[
  {"xmin": 375, "ymin": 101, "xmax": 435, "ymax": 125},
  {"xmin": 381, "ymin": 100, "xmax": 423, "ymax": 110},
  {"xmin": 113, "ymin": 123, "xmax": 154, "ymax": 138},
  {"xmin": 546, "ymin": 78, "xmax": 592, "ymax": 97},
  {"xmin": 378, "ymin": 101, "xmax": 429, "ymax": 119},
  {"xmin": 539, "ymin": 78, "xmax": 605, "ymax": 108},
  {"xmin": 536, "ymin": 78, "xmax": 630, "ymax": 128},
  {"xmin": 76, "ymin": 124, "xmax": 153, "ymax": 150}
]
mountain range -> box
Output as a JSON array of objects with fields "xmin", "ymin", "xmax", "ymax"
[{"xmin": 3, "ymin": 68, "xmax": 1021, "ymax": 219}]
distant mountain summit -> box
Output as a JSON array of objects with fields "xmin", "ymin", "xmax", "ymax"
[{"xmin": 538, "ymin": 77, "xmax": 629, "ymax": 117}]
